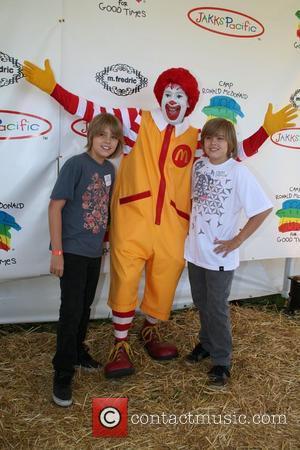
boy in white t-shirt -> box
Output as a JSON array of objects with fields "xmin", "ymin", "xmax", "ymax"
[{"xmin": 184, "ymin": 118, "xmax": 273, "ymax": 388}]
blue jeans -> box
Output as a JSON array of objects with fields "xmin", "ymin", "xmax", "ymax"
[
  {"xmin": 188, "ymin": 262, "xmax": 234, "ymax": 367},
  {"xmin": 52, "ymin": 253, "xmax": 101, "ymax": 374}
]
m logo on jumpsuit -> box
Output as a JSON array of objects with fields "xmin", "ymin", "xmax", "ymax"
[{"xmin": 172, "ymin": 145, "xmax": 192, "ymax": 168}]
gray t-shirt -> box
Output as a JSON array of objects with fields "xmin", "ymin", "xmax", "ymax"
[{"xmin": 50, "ymin": 152, "xmax": 115, "ymax": 258}]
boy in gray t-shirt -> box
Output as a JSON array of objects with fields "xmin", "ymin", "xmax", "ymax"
[{"xmin": 49, "ymin": 113, "xmax": 123, "ymax": 407}]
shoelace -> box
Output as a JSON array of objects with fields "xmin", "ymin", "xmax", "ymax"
[
  {"xmin": 108, "ymin": 341, "xmax": 134, "ymax": 362},
  {"xmin": 141, "ymin": 325, "xmax": 162, "ymax": 344}
]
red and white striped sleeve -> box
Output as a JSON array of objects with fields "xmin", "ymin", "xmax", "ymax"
[
  {"xmin": 195, "ymin": 126, "xmax": 269, "ymax": 162},
  {"xmin": 194, "ymin": 129, "xmax": 203, "ymax": 160},
  {"xmin": 236, "ymin": 126, "xmax": 269, "ymax": 161},
  {"xmin": 51, "ymin": 83, "xmax": 142, "ymax": 154}
]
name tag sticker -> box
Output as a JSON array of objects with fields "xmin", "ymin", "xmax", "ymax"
[{"xmin": 104, "ymin": 174, "xmax": 112, "ymax": 186}]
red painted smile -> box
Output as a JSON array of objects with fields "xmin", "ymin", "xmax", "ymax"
[{"xmin": 165, "ymin": 103, "xmax": 181, "ymax": 120}]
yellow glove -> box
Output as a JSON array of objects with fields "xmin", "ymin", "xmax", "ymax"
[
  {"xmin": 263, "ymin": 103, "xmax": 298, "ymax": 136},
  {"xmin": 22, "ymin": 59, "xmax": 56, "ymax": 95}
]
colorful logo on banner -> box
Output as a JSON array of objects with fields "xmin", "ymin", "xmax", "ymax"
[
  {"xmin": 276, "ymin": 200, "xmax": 300, "ymax": 233},
  {"xmin": 187, "ymin": 7, "xmax": 264, "ymax": 38},
  {"xmin": 295, "ymin": 11, "xmax": 300, "ymax": 38},
  {"xmin": 0, "ymin": 51, "xmax": 24, "ymax": 88},
  {"xmin": 275, "ymin": 188, "xmax": 300, "ymax": 246},
  {"xmin": 98, "ymin": 1, "xmax": 146, "ymax": 18},
  {"xmin": 294, "ymin": 11, "xmax": 300, "ymax": 49},
  {"xmin": 202, "ymin": 96, "xmax": 245, "ymax": 124},
  {"xmin": 271, "ymin": 128, "xmax": 300, "ymax": 150},
  {"xmin": 0, "ymin": 211, "xmax": 21, "ymax": 252},
  {"xmin": 0, "ymin": 110, "xmax": 52, "ymax": 140},
  {"xmin": 96, "ymin": 63, "xmax": 148, "ymax": 96}
]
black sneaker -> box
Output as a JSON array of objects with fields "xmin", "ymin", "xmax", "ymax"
[
  {"xmin": 185, "ymin": 343, "xmax": 210, "ymax": 365},
  {"xmin": 208, "ymin": 365, "xmax": 230, "ymax": 389},
  {"xmin": 75, "ymin": 349, "xmax": 102, "ymax": 372},
  {"xmin": 52, "ymin": 371, "xmax": 73, "ymax": 407}
]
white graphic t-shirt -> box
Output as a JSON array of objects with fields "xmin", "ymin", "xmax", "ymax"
[{"xmin": 184, "ymin": 158, "xmax": 273, "ymax": 270}]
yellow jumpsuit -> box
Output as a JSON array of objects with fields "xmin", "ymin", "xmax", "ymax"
[
  {"xmin": 46, "ymin": 84, "xmax": 268, "ymax": 320},
  {"xmin": 108, "ymin": 111, "xmax": 199, "ymax": 320}
]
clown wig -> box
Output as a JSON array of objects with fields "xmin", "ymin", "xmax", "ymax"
[{"xmin": 153, "ymin": 67, "xmax": 199, "ymax": 117}]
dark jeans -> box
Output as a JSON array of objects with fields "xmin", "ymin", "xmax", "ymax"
[
  {"xmin": 52, "ymin": 253, "xmax": 101, "ymax": 374},
  {"xmin": 188, "ymin": 262, "xmax": 234, "ymax": 367}
]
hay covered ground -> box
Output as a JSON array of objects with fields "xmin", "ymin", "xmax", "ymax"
[{"xmin": 0, "ymin": 301, "xmax": 299, "ymax": 450}]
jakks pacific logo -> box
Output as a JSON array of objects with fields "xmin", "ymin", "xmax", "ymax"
[
  {"xmin": 187, "ymin": 7, "xmax": 264, "ymax": 38},
  {"xmin": 0, "ymin": 51, "xmax": 24, "ymax": 88},
  {"xmin": 96, "ymin": 63, "xmax": 148, "ymax": 96},
  {"xmin": 271, "ymin": 128, "xmax": 300, "ymax": 150},
  {"xmin": 0, "ymin": 110, "xmax": 52, "ymax": 140},
  {"xmin": 71, "ymin": 119, "xmax": 88, "ymax": 137}
]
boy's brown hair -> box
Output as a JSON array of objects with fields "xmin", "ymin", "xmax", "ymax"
[
  {"xmin": 201, "ymin": 118, "xmax": 238, "ymax": 159},
  {"xmin": 86, "ymin": 113, "xmax": 124, "ymax": 158}
]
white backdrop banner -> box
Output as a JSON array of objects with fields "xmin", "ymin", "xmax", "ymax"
[
  {"xmin": 1, "ymin": 0, "xmax": 299, "ymax": 282},
  {"xmin": 0, "ymin": 0, "xmax": 62, "ymax": 280}
]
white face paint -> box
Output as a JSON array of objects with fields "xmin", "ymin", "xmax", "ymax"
[{"xmin": 161, "ymin": 84, "xmax": 189, "ymax": 125}]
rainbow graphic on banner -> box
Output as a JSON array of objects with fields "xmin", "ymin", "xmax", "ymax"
[
  {"xmin": 202, "ymin": 96, "xmax": 244, "ymax": 124},
  {"xmin": 276, "ymin": 200, "xmax": 300, "ymax": 233},
  {"xmin": 0, "ymin": 211, "xmax": 21, "ymax": 251},
  {"xmin": 296, "ymin": 10, "xmax": 300, "ymax": 39}
]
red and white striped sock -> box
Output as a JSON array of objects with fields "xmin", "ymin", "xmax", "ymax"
[{"xmin": 112, "ymin": 310, "xmax": 135, "ymax": 341}]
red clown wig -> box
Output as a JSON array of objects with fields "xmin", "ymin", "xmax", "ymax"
[{"xmin": 153, "ymin": 67, "xmax": 199, "ymax": 117}]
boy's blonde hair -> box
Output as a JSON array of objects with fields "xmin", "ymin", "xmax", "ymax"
[
  {"xmin": 86, "ymin": 113, "xmax": 124, "ymax": 158},
  {"xmin": 201, "ymin": 118, "xmax": 238, "ymax": 159}
]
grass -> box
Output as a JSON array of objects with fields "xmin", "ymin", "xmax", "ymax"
[
  {"xmin": 1, "ymin": 303, "xmax": 299, "ymax": 449},
  {"xmin": 0, "ymin": 294, "xmax": 295, "ymax": 336}
]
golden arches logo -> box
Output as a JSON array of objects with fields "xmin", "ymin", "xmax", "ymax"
[{"xmin": 172, "ymin": 145, "xmax": 192, "ymax": 167}]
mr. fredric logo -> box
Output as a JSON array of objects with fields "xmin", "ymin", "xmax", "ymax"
[
  {"xmin": 96, "ymin": 64, "xmax": 148, "ymax": 96},
  {"xmin": 0, "ymin": 51, "xmax": 24, "ymax": 88}
]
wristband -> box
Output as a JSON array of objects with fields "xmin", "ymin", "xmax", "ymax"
[{"xmin": 51, "ymin": 249, "xmax": 63, "ymax": 256}]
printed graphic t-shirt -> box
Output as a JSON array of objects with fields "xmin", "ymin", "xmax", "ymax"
[
  {"xmin": 184, "ymin": 157, "xmax": 273, "ymax": 270},
  {"xmin": 51, "ymin": 152, "xmax": 115, "ymax": 258}
]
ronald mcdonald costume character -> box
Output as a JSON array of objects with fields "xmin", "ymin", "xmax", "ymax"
[{"xmin": 23, "ymin": 59, "xmax": 297, "ymax": 378}]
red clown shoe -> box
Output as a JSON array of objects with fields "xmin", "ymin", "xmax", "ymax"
[
  {"xmin": 104, "ymin": 341, "xmax": 135, "ymax": 378},
  {"xmin": 140, "ymin": 322, "xmax": 178, "ymax": 360}
]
